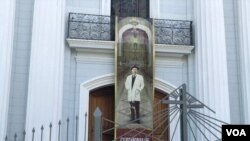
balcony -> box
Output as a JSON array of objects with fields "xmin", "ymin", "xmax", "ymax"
[
  {"xmin": 68, "ymin": 13, "xmax": 192, "ymax": 44},
  {"xmin": 68, "ymin": 13, "xmax": 114, "ymax": 41},
  {"xmin": 67, "ymin": 13, "xmax": 194, "ymax": 54},
  {"xmin": 154, "ymin": 19, "xmax": 192, "ymax": 45}
]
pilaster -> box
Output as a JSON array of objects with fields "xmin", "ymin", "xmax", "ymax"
[
  {"xmin": 194, "ymin": 0, "xmax": 231, "ymax": 139},
  {"xmin": 236, "ymin": 0, "xmax": 250, "ymax": 123},
  {"xmin": 0, "ymin": 0, "xmax": 16, "ymax": 139},
  {"xmin": 25, "ymin": 0, "xmax": 65, "ymax": 140}
]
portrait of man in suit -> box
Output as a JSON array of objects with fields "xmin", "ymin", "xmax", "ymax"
[
  {"xmin": 125, "ymin": 64, "xmax": 144, "ymax": 123},
  {"xmin": 116, "ymin": 17, "xmax": 153, "ymax": 129}
]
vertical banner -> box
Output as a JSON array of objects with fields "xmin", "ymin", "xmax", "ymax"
[{"xmin": 115, "ymin": 17, "xmax": 154, "ymax": 140}]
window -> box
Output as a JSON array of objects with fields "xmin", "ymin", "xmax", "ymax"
[{"xmin": 111, "ymin": 0, "xmax": 149, "ymax": 18}]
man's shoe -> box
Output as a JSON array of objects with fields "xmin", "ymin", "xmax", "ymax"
[{"xmin": 136, "ymin": 119, "xmax": 140, "ymax": 124}]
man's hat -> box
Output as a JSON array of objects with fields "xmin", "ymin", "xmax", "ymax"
[{"xmin": 131, "ymin": 64, "xmax": 139, "ymax": 70}]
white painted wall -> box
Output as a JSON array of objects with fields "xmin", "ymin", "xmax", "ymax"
[
  {"xmin": 74, "ymin": 50, "xmax": 188, "ymax": 99},
  {"xmin": 156, "ymin": 55, "xmax": 187, "ymax": 87},
  {"xmin": 66, "ymin": 0, "xmax": 193, "ymax": 19},
  {"xmin": 66, "ymin": 0, "xmax": 111, "ymax": 15},
  {"xmin": 159, "ymin": 0, "xmax": 193, "ymax": 20}
]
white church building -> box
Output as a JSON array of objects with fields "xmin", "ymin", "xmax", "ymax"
[{"xmin": 1, "ymin": 0, "xmax": 250, "ymax": 141}]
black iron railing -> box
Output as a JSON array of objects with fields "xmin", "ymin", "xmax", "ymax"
[
  {"xmin": 68, "ymin": 13, "xmax": 114, "ymax": 41},
  {"xmin": 4, "ymin": 114, "xmax": 87, "ymax": 141},
  {"xmin": 68, "ymin": 13, "xmax": 192, "ymax": 45},
  {"xmin": 154, "ymin": 19, "xmax": 192, "ymax": 45}
]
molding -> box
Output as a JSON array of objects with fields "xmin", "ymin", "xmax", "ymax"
[
  {"xmin": 67, "ymin": 39, "xmax": 114, "ymax": 50},
  {"xmin": 155, "ymin": 44, "xmax": 194, "ymax": 54},
  {"xmin": 66, "ymin": 38, "xmax": 194, "ymax": 55},
  {"xmin": 81, "ymin": 73, "xmax": 176, "ymax": 92},
  {"xmin": 80, "ymin": 74, "xmax": 114, "ymax": 90}
]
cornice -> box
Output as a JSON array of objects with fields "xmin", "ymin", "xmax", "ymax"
[{"xmin": 67, "ymin": 39, "xmax": 194, "ymax": 57}]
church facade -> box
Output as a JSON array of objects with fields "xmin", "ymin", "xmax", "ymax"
[{"xmin": 1, "ymin": 0, "xmax": 250, "ymax": 141}]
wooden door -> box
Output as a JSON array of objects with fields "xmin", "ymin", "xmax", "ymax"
[
  {"xmin": 153, "ymin": 89, "xmax": 169, "ymax": 141},
  {"xmin": 89, "ymin": 86, "xmax": 115, "ymax": 141},
  {"xmin": 88, "ymin": 86, "xmax": 168, "ymax": 141}
]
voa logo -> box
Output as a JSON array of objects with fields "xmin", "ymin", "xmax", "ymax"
[
  {"xmin": 222, "ymin": 125, "xmax": 250, "ymax": 140},
  {"xmin": 226, "ymin": 129, "xmax": 246, "ymax": 136}
]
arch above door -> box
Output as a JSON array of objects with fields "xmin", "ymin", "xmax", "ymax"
[{"xmin": 78, "ymin": 73, "xmax": 177, "ymax": 141}]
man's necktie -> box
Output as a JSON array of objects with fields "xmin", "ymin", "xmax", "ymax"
[{"xmin": 132, "ymin": 75, "xmax": 136, "ymax": 88}]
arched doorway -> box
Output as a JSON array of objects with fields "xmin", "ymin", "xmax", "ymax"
[{"xmin": 88, "ymin": 85, "xmax": 169, "ymax": 141}]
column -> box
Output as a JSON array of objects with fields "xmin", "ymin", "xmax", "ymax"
[
  {"xmin": 237, "ymin": 0, "xmax": 250, "ymax": 123},
  {"xmin": 0, "ymin": 0, "xmax": 16, "ymax": 139},
  {"xmin": 194, "ymin": 0, "xmax": 230, "ymax": 139},
  {"xmin": 25, "ymin": 0, "xmax": 65, "ymax": 141}
]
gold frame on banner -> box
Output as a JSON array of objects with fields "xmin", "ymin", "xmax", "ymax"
[
  {"xmin": 152, "ymin": 19, "xmax": 155, "ymax": 105},
  {"xmin": 114, "ymin": 16, "xmax": 118, "ymax": 139},
  {"xmin": 115, "ymin": 16, "xmax": 155, "ymax": 139}
]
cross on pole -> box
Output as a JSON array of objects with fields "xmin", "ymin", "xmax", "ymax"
[{"xmin": 162, "ymin": 84, "xmax": 213, "ymax": 141}]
